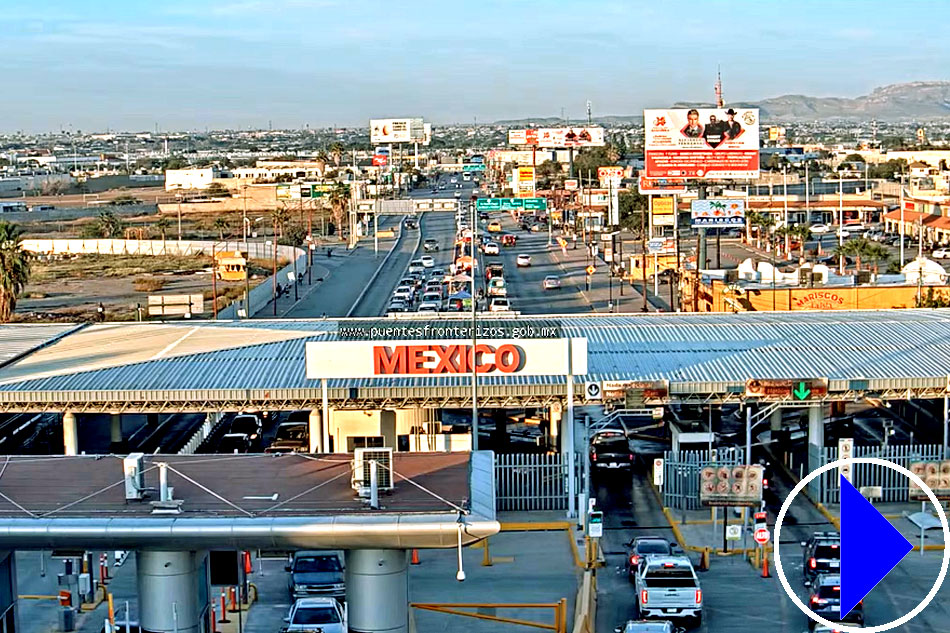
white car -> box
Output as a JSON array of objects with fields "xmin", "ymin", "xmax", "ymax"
[
  {"xmin": 421, "ymin": 291, "xmax": 443, "ymax": 304},
  {"xmin": 393, "ymin": 286, "xmax": 414, "ymax": 303},
  {"xmin": 810, "ymin": 224, "xmax": 831, "ymax": 235},
  {"xmin": 489, "ymin": 298, "xmax": 510, "ymax": 312},
  {"xmin": 408, "ymin": 261, "xmax": 425, "ymax": 274},
  {"xmin": 483, "ymin": 242, "xmax": 500, "ymax": 255},
  {"xmin": 284, "ymin": 597, "xmax": 346, "ymax": 633},
  {"xmin": 542, "ymin": 275, "xmax": 561, "ymax": 290},
  {"xmin": 420, "ymin": 255, "xmax": 435, "ymax": 268},
  {"xmin": 516, "ymin": 254, "xmax": 532, "ymax": 267},
  {"xmin": 417, "ymin": 301, "xmax": 440, "ymax": 312},
  {"xmin": 933, "ymin": 248, "xmax": 950, "ymax": 259},
  {"xmin": 387, "ymin": 301, "xmax": 408, "ymax": 314}
]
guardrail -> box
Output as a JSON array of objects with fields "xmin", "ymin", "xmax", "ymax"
[{"xmin": 178, "ymin": 413, "xmax": 221, "ymax": 455}]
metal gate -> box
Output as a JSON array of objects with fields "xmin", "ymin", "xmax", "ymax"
[
  {"xmin": 662, "ymin": 448, "xmax": 745, "ymax": 511},
  {"xmin": 816, "ymin": 444, "xmax": 944, "ymax": 505},
  {"xmin": 495, "ymin": 453, "xmax": 569, "ymax": 511}
]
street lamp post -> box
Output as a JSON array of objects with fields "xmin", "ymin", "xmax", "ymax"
[
  {"xmin": 783, "ymin": 164, "xmax": 789, "ymax": 257},
  {"xmin": 470, "ymin": 198, "xmax": 479, "ymax": 451},
  {"xmin": 838, "ymin": 169, "xmax": 844, "ymax": 275},
  {"xmin": 176, "ymin": 193, "xmax": 183, "ymax": 241}
]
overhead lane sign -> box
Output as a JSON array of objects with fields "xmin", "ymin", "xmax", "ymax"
[
  {"xmin": 475, "ymin": 198, "xmax": 547, "ymax": 212},
  {"xmin": 744, "ymin": 378, "xmax": 828, "ymax": 401}
]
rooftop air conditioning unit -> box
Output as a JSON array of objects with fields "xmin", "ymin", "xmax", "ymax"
[
  {"xmin": 123, "ymin": 453, "xmax": 146, "ymax": 500},
  {"xmin": 352, "ymin": 447, "xmax": 394, "ymax": 492}
]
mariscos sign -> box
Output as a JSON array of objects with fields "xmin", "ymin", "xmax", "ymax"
[{"xmin": 306, "ymin": 338, "xmax": 588, "ymax": 379}]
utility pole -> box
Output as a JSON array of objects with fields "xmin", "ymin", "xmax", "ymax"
[
  {"xmin": 783, "ymin": 164, "xmax": 789, "ymax": 257},
  {"xmin": 471, "ymin": 198, "xmax": 479, "ymax": 451},
  {"xmin": 272, "ymin": 214, "xmax": 278, "ymax": 316},
  {"xmin": 838, "ymin": 169, "xmax": 844, "ymax": 276},
  {"xmin": 640, "ymin": 202, "xmax": 648, "ymax": 312}
]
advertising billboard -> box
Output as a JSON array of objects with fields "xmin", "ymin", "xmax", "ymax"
[
  {"xmin": 598, "ymin": 166, "xmax": 625, "ymax": 187},
  {"xmin": 690, "ymin": 199, "xmax": 746, "ymax": 227},
  {"xmin": 910, "ymin": 461, "xmax": 950, "ymax": 500},
  {"xmin": 515, "ymin": 166, "xmax": 536, "ymax": 198},
  {"xmin": 370, "ymin": 118, "xmax": 425, "ymax": 144},
  {"xmin": 644, "ymin": 108, "xmax": 760, "ymax": 179},
  {"xmin": 508, "ymin": 127, "xmax": 605, "ymax": 148},
  {"xmin": 638, "ymin": 171, "xmax": 688, "ymax": 195},
  {"xmin": 306, "ymin": 338, "xmax": 588, "ymax": 379}
]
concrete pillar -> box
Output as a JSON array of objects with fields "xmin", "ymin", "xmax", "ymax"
[
  {"xmin": 308, "ymin": 409, "xmax": 323, "ymax": 453},
  {"xmin": 770, "ymin": 408, "xmax": 783, "ymax": 432},
  {"xmin": 0, "ymin": 551, "xmax": 17, "ymax": 631},
  {"xmin": 380, "ymin": 410, "xmax": 397, "ymax": 448},
  {"xmin": 344, "ymin": 549, "xmax": 408, "ymax": 633},
  {"xmin": 137, "ymin": 551, "xmax": 206, "ymax": 633},
  {"xmin": 110, "ymin": 414, "xmax": 123, "ymax": 446},
  {"xmin": 807, "ymin": 404, "xmax": 824, "ymax": 498},
  {"xmin": 63, "ymin": 412, "xmax": 78, "ymax": 456},
  {"xmin": 549, "ymin": 404, "xmax": 562, "ymax": 452}
]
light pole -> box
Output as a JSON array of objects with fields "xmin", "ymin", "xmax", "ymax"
[
  {"xmin": 470, "ymin": 198, "xmax": 479, "ymax": 451},
  {"xmin": 838, "ymin": 168, "xmax": 844, "ymax": 275},
  {"xmin": 783, "ymin": 164, "xmax": 789, "ymax": 257},
  {"xmin": 896, "ymin": 170, "xmax": 906, "ymax": 266},
  {"xmin": 242, "ymin": 184, "xmax": 249, "ymax": 246},
  {"xmin": 176, "ymin": 192, "xmax": 183, "ymax": 241}
]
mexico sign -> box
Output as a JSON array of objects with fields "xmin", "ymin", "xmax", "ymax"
[{"xmin": 306, "ymin": 338, "xmax": 588, "ymax": 379}]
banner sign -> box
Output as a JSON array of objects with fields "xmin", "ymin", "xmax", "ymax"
[
  {"xmin": 509, "ymin": 127, "xmax": 605, "ymax": 148},
  {"xmin": 370, "ymin": 118, "xmax": 424, "ymax": 143},
  {"xmin": 644, "ymin": 108, "xmax": 760, "ymax": 179},
  {"xmin": 690, "ymin": 199, "xmax": 746, "ymax": 227},
  {"xmin": 475, "ymin": 197, "xmax": 547, "ymax": 212}
]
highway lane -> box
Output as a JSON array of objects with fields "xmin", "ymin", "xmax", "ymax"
[{"xmin": 484, "ymin": 211, "xmax": 591, "ymax": 314}]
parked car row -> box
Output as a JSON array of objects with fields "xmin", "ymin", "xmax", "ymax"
[{"xmin": 216, "ymin": 411, "xmax": 310, "ymax": 454}]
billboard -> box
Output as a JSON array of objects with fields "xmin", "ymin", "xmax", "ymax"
[
  {"xmin": 644, "ymin": 108, "xmax": 760, "ymax": 179},
  {"xmin": 638, "ymin": 171, "xmax": 688, "ymax": 195},
  {"xmin": 910, "ymin": 461, "xmax": 950, "ymax": 500},
  {"xmin": 306, "ymin": 338, "xmax": 588, "ymax": 379},
  {"xmin": 515, "ymin": 166, "xmax": 536, "ymax": 198},
  {"xmin": 509, "ymin": 127, "xmax": 605, "ymax": 148},
  {"xmin": 700, "ymin": 464, "xmax": 764, "ymax": 507},
  {"xmin": 370, "ymin": 118, "xmax": 425, "ymax": 144},
  {"xmin": 652, "ymin": 197, "xmax": 675, "ymax": 215},
  {"xmin": 598, "ymin": 166, "xmax": 625, "ymax": 187},
  {"xmin": 690, "ymin": 199, "xmax": 746, "ymax": 227}
]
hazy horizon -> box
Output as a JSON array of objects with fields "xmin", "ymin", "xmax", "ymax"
[{"xmin": 2, "ymin": 0, "xmax": 948, "ymax": 133}]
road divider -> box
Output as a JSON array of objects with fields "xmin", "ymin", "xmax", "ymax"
[{"xmin": 346, "ymin": 216, "xmax": 411, "ymax": 317}]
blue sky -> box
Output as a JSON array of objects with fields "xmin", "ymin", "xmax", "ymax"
[{"xmin": 2, "ymin": 0, "xmax": 948, "ymax": 133}]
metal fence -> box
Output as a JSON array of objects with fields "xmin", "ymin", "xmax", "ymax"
[
  {"xmin": 815, "ymin": 444, "xmax": 944, "ymax": 505},
  {"xmin": 495, "ymin": 453, "xmax": 569, "ymax": 511},
  {"xmin": 662, "ymin": 448, "xmax": 745, "ymax": 511}
]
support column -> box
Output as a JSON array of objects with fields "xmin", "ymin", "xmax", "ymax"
[
  {"xmin": 63, "ymin": 412, "xmax": 78, "ymax": 456},
  {"xmin": 807, "ymin": 404, "xmax": 824, "ymax": 498},
  {"xmin": 344, "ymin": 549, "xmax": 408, "ymax": 633},
  {"xmin": 549, "ymin": 404, "xmax": 562, "ymax": 452},
  {"xmin": 137, "ymin": 551, "xmax": 206, "ymax": 633},
  {"xmin": 110, "ymin": 414, "xmax": 123, "ymax": 447},
  {"xmin": 770, "ymin": 408, "xmax": 783, "ymax": 432},
  {"xmin": 308, "ymin": 409, "xmax": 324, "ymax": 453}
]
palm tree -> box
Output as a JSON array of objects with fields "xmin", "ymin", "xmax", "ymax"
[
  {"xmin": 329, "ymin": 142, "xmax": 345, "ymax": 167},
  {"xmin": 328, "ymin": 183, "xmax": 350, "ymax": 237},
  {"xmin": 0, "ymin": 222, "xmax": 31, "ymax": 322},
  {"xmin": 744, "ymin": 211, "xmax": 761, "ymax": 244},
  {"xmin": 790, "ymin": 224, "xmax": 811, "ymax": 260},
  {"xmin": 865, "ymin": 242, "xmax": 890, "ymax": 275},
  {"xmin": 753, "ymin": 213, "xmax": 775, "ymax": 250},
  {"xmin": 213, "ymin": 216, "xmax": 229, "ymax": 240},
  {"xmin": 273, "ymin": 207, "xmax": 290, "ymax": 238}
]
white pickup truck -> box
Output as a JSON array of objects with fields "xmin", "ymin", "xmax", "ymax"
[{"xmin": 634, "ymin": 555, "xmax": 702, "ymax": 625}]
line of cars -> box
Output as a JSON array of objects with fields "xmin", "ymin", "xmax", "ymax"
[
  {"xmin": 387, "ymin": 253, "xmax": 449, "ymax": 314},
  {"xmin": 282, "ymin": 550, "xmax": 347, "ymax": 632},
  {"xmin": 216, "ymin": 411, "xmax": 309, "ymax": 454}
]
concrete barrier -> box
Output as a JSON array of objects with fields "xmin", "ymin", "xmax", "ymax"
[{"xmin": 571, "ymin": 569, "xmax": 596, "ymax": 633}]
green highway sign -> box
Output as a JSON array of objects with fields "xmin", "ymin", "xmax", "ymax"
[
  {"xmin": 475, "ymin": 197, "xmax": 548, "ymax": 212},
  {"xmin": 462, "ymin": 164, "xmax": 486, "ymax": 172}
]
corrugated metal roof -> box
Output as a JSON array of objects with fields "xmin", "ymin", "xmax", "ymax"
[
  {"xmin": 0, "ymin": 311, "xmax": 948, "ymax": 394},
  {"xmin": 0, "ymin": 324, "xmax": 81, "ymax": 366}
]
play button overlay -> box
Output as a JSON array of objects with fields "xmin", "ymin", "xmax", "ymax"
[
  {"xmin": 774, "ymin": 457, "xmax": 950, "ymax": 632},
  {"xmin": 840, "ymin": 474, "xmax": 913, "ymax": 617}
]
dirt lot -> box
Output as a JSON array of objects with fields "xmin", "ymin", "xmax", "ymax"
[{"xmin": 17, "ymin": 254, "xmax": 281, "ymax": 322}]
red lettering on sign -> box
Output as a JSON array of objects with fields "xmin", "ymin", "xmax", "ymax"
[
  {"xmin": 495, "ymin": 344, "xmax": 520, "ymax": 373},
  {"xmin": 373, "ymin": 344, "xmax": 525, "ymax": 375},
  {"xmin": 373, "ymin": 346, "xmax": 407, "ymax": 374}
]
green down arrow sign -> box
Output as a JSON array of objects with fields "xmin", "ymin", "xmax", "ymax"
[{"xmin": 792, "ymin": 381, "xmax": 811, "ymax": 400}]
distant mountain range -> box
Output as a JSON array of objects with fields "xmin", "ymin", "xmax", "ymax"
[{"xmin": 493, "ymin": 82, "xmax": 950, "ymax": 124}]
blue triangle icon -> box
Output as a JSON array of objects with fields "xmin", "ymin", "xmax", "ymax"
[{"xmin": 840, "ymin": 474, "xmax": 913, "ymax": 617}]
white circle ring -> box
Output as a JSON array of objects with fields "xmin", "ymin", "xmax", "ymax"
[{"xmin": 773, "ymin": 457, "xmax": 950, "ymax": 633}]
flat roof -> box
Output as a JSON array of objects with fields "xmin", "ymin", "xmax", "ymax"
[
  {"xmin": 0, "ymin": 311, "xmax": 947, "ymax": 408},
  {"xmin": 0, "ymin": 452, "xmax": 469, "ymax": 518}
]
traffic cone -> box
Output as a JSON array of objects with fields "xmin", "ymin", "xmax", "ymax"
[
  {"xmin": 244, "ymin": 551, "xmax": 252, "ymax": 575},
  {"xmin": 762, "ymin": 548, "xmax": 771, "ymax": 578},
  {"xmin": 410, "ymin": 549, "xmax": 420, "ymax": 565},
  {"xmin": 228, "ymin": 586, "xmax": 238, "ymax": 613}
]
